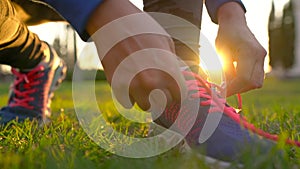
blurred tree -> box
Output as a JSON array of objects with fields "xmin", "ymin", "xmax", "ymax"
[
  {"xmin": 51, "ymin": 24, "xmax": 75, "ymax": 80},
  {"xmin": 281, "ymin": 0, "xmax": 295, "ymax": 69},
  {"xmin": 269, "ymin": 1, "xmax": 283, "ymax": 69},
  {"xmin": 269, "ymin": 0, "xmax": 295, "ymax": 71}
]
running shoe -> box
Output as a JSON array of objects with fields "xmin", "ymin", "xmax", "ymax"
[
  {"xmin": 0, "ymin": 42, "xmax": 67, "ymax": 125},
  {"xmin": 154, "ymin": 70, "xmax": 300, "ymax": 164}
]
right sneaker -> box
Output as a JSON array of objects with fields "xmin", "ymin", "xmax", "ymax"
[
  {"xmin": 0, "ymin": 42, "xmax": 67, "ymax": 125},
  {"xmin": 154, "ymin": 70, "xmax": 300, "ymax": 164}
]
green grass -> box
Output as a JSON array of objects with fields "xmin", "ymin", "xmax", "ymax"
[{"xmin": 0, "ymin": 77, "xmax": 299, "ymax": 169}]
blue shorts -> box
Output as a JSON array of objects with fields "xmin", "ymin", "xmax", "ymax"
[{"xmin": 44, "ymin": 0, "xmax": 103, "ymax": 41}]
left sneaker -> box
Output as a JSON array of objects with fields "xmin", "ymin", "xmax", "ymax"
[{"xmin": 0, "ymin": 42, "xmax": 67, "ymax": 125}]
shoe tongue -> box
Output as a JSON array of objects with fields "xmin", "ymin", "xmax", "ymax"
[
  {"xmin": 180, "ymin": 66, "xmax": 197, "ymax": 82},
  {"xmin": 19, "ymin": 59, "xmax": 49, "ymax": 74},
  {"xmin": 180, "ymin": 65, "xmax": 208, "ymax": 81},
  {"xmin": 180, "ymin": 66, "xmax": 190, "ymax": 72},
  {"xmin": 189, "ymin": 65, "xmax": 200, "ymax": 73},
  {"xmin": 19, "ymin": 69, "xmax": 32, "ymax": 73},
  {"xmin": 180, "ymin": 65, "xmax": 200, "ymax": 72}
]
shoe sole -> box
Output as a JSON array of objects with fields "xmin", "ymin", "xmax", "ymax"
[{"xmin": 149, "ymin": 123, "xmax": 241, "ymax": 168}]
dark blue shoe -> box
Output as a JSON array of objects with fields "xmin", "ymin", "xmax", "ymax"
[
  {"xmin": 0, "ymin": 42, "xmax": 67, "ymax": 125},
  {"xmin": 155, "ymin": 71, "xmax": 299, "ymax": 165}
]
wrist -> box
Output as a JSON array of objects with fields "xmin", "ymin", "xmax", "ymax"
[{"xmin": 217, "ymin": 2, "xmax": 246, "ymax": 26}]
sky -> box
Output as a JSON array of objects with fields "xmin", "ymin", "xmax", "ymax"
[{"xmin": 28, "ymin": 0, "xmax": 289, "ymax": 71}]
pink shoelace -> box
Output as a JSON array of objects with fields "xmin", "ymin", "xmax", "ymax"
[
  {"xmin": 183, "ymin": 71, "xmax": 300, "ymax": 147},
  {"xmin": 9, "ymin": 65, "xmax": 45, "ymax": 110}
]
